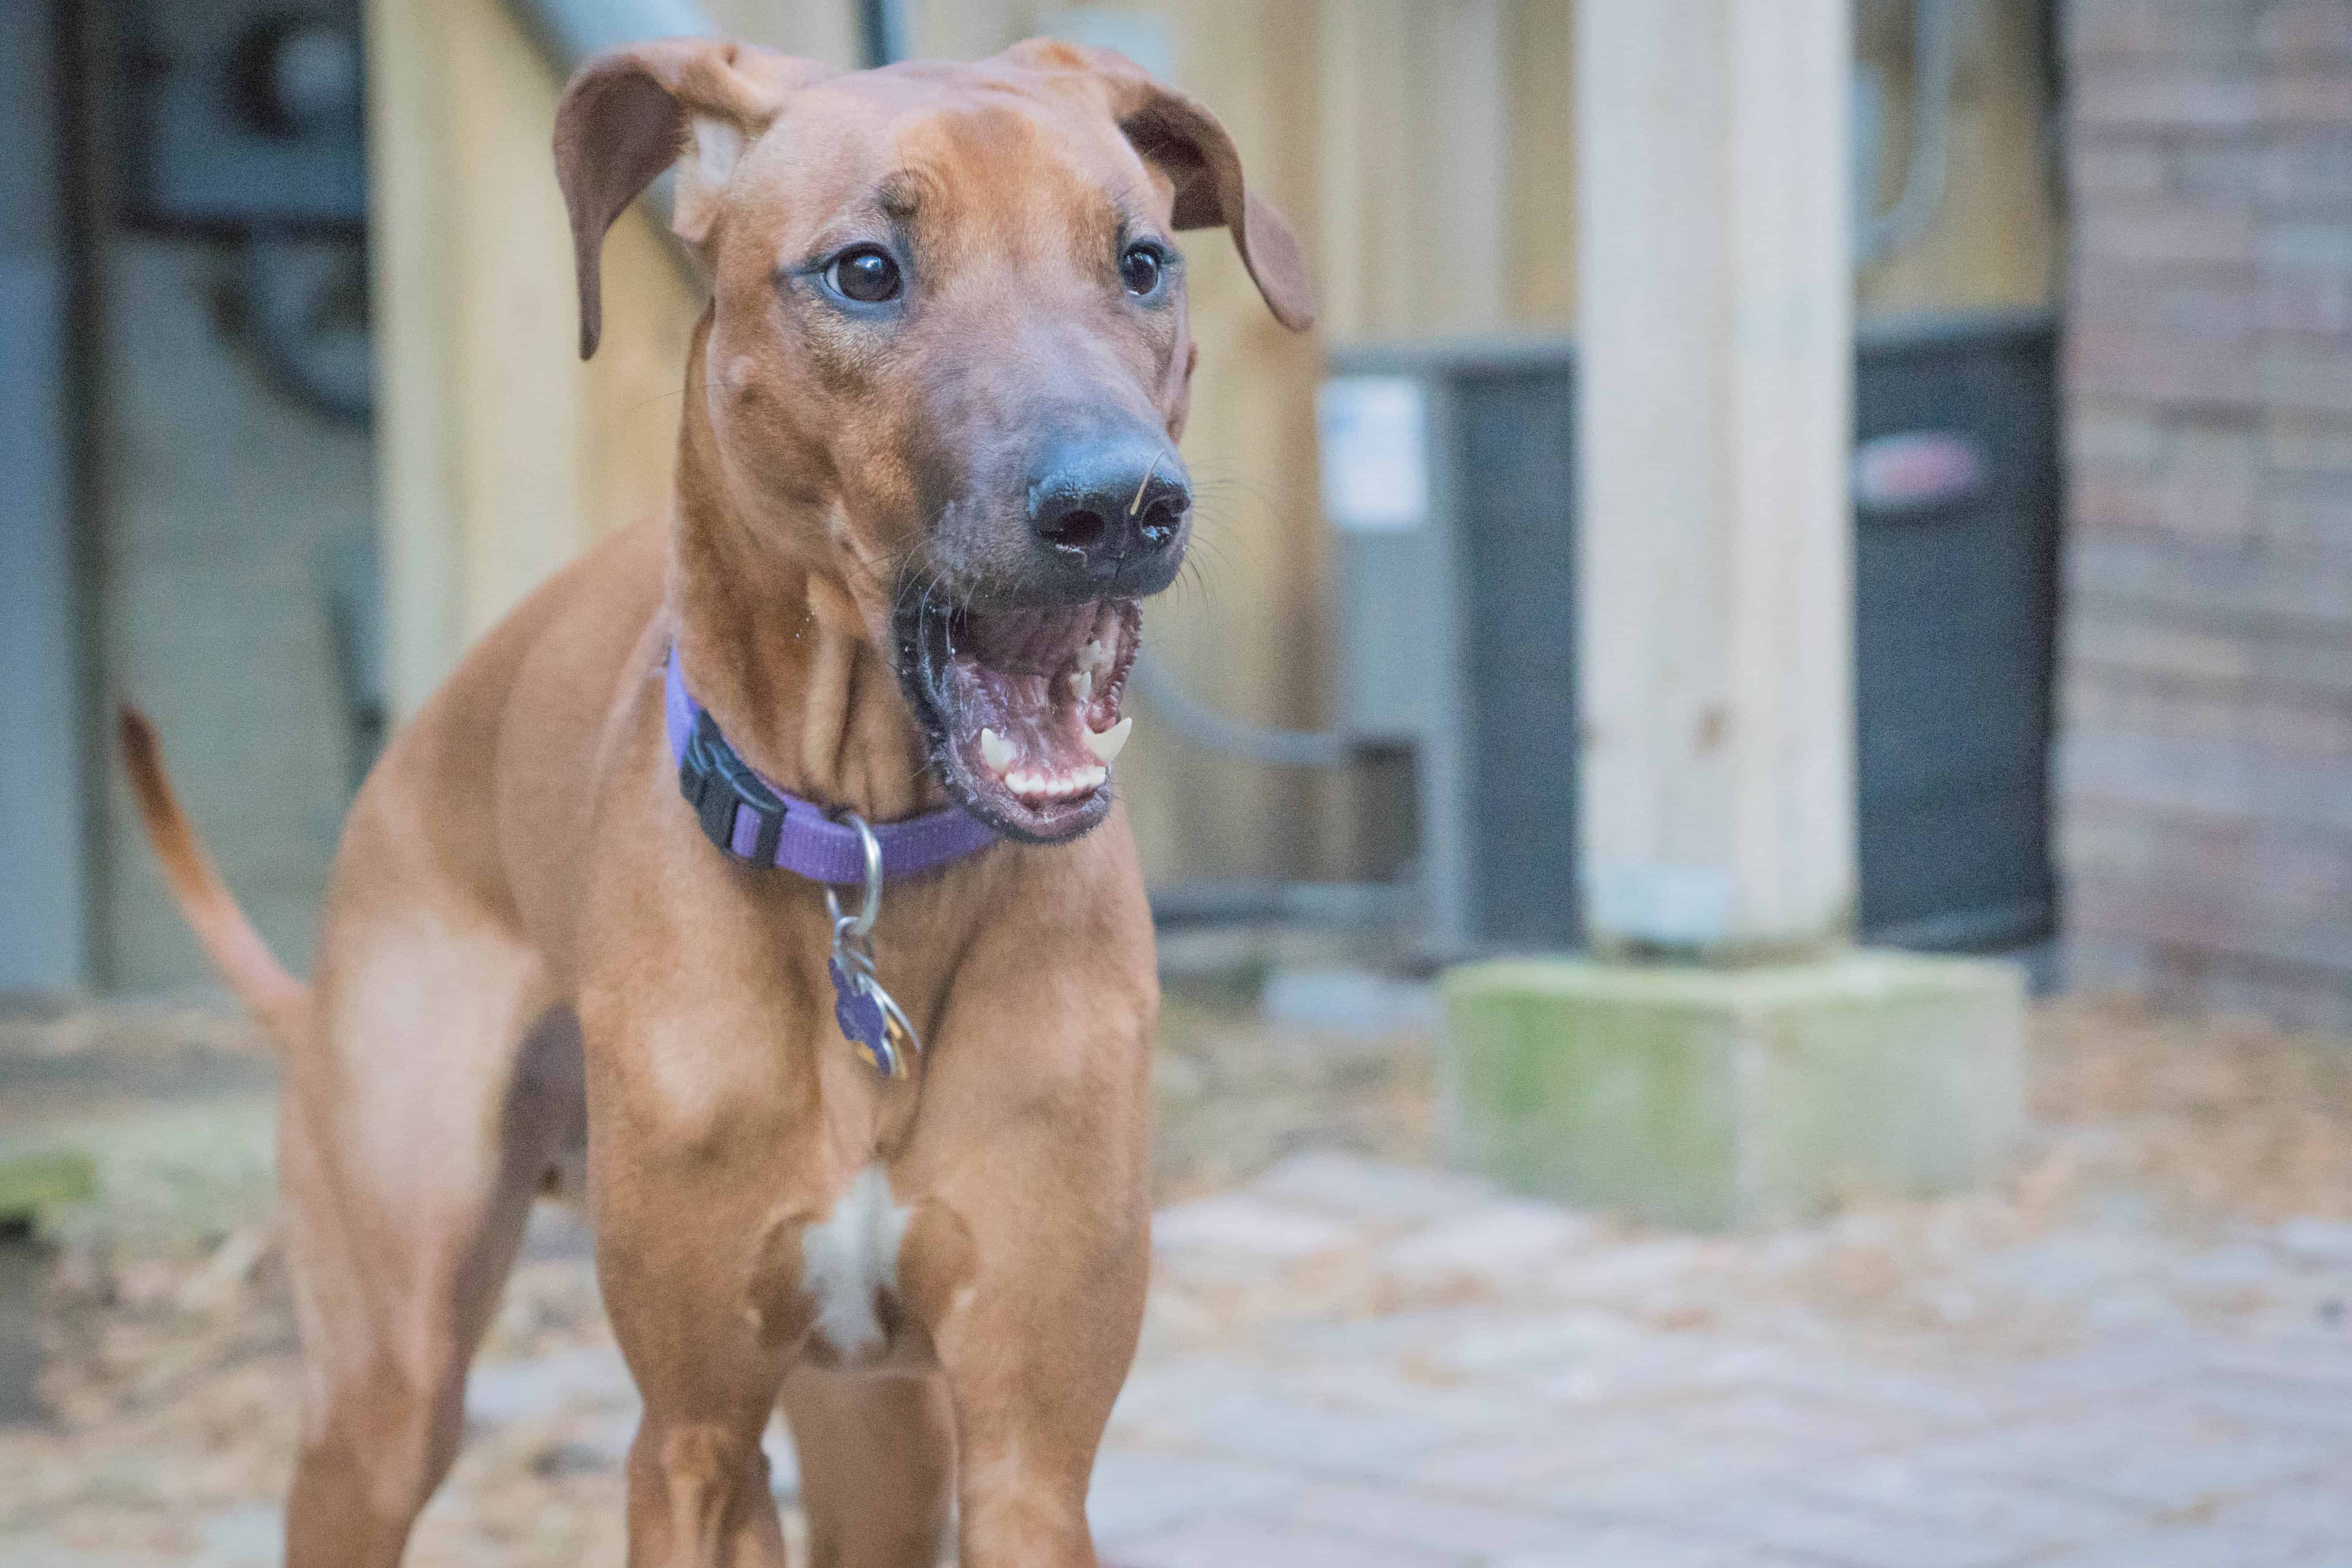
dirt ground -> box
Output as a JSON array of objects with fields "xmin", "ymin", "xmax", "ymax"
[{"xmin": 0, "ymin": 987, "xmax": 2347, "ymax": 1565}]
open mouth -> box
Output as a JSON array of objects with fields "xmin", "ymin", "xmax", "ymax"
[{"xmin": 901, "ymin": 597, "xmax": 1140, "ymax": 842}]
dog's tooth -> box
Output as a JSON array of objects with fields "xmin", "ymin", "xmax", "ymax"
[
  {"xmin": 1078, "ymin": 638, "xmax": 1109, "ymax": 675},
  {"xmin": 1083, "ymin": 715, "xmax": 1133, "ymax": 763},
  {"xmin": 1078, "ymin": 763, "xmax": 1107, "ymax": 791},
  {"xmin": 1071, "ymin": 667, "xmax": 1094, "ymax": 705},
  {"xmin": 980, "ymin": 727, "xmax": 1017, "ymax": 775}
]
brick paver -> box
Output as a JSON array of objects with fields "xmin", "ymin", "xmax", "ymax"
[
  {"xmin": 1090, "ymin": 1152, "xmax": 2352, "ymax": 1568},
  {"xmin": 7, "ymin": 1137, "xmax": 2350, "ymax": 1567}
]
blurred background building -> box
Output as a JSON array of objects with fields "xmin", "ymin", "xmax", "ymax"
[
  {"xmin": 0, "ymin": 0, "xmax": 2344, "ymax": 1033},
  {"xmin": 2060, "ymin": 0, "xmax": 2352, "ymax": 1030}
]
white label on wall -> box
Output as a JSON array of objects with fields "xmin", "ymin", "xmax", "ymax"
[
  {"xmin": 1318, "ymin": 376, "xmax": 1429, "ymax": 532},
  {"xmin": 1852, "ymin": 431, "xmax": 1985, "ymax": 513},
  {"xmin": 1586, "ymin": 862, "xmax": 1733, "ymax": 949}
]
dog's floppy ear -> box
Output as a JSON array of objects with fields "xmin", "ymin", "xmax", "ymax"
[
  {"xmin": 554, "ymin": 38, "xmax": 831, "ymax": 359},
  {"xmin": 1016, "ymin": 40, "xmax": 1315, "ymax": 333}
]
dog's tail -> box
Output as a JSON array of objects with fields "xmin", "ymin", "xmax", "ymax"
[{"xmin": 118, "ymin": 706, "xmax": 309, "ymax": 1047}]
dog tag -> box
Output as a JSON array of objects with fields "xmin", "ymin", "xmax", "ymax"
[
  {"xmin": 822, "ymin": 818, "xmax": 918, "ymax": 1080},
  {"xmin": 829, "ymin": 956, "xmax": 899, "ymax": 1076}
]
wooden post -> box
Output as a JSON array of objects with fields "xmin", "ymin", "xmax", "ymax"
[
  {"xmin": 1443, "ymin": 0, "xmax": 2024, "ymax": 1228},
  {"xmin": 1574, "ymin": 0, "xmax": 1856, "ymax": 959}
]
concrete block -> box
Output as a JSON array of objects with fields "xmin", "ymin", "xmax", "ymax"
[
  {"xmin": 0, "ymin": 1148, "xmax": 95, "ymax": 1230},
  {"xmin": 1438, "ymin": 951, "xmax": 2026, "ymax": 1230}
]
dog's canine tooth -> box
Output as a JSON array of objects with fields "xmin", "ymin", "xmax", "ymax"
[
  {"xmin": 980, "ymin": 727, "xmax": 1017, "ymax": 774},
  {"xmin": 1083, "ymin": 715, "xmax": 1132, "ymax": 763}
]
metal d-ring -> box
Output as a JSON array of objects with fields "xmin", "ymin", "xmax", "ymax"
[
  {"xmin": 822, "ymin": 810, "xmax": 884, "ymax": 940},
  {"xmin": 820, "ymin": 810, "xmax": 921, "ymax": 1075}
]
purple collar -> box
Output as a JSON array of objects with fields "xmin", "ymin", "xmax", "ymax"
[{"xmin": 663, "ymin": 644, "xmax": 998, "ymax": 884}]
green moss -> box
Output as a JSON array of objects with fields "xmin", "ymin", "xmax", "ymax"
[
  {"xmin": 1442, "ymin": 952, "xmax": 2024, "ymax": 1230},
  {"xmin": 0, "ymin": 1149, "xmax": 97, "ymax": 1231}
]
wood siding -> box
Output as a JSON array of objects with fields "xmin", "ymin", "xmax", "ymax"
[{"xmin": 369, "ymin": 0, "xmax": 2057, "ymax": 884}]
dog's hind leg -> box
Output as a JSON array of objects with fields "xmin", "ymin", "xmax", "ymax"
[
  {"xmin": 275, "ymin": 912, "xmax": 570, "ymax": 1568},
  {"xmin": 780, "ymin": 1367, "xmax": 956, "ymax": 1568}
]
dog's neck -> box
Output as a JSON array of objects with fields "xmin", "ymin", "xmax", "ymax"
[{"xmin": 665, "ymin": 328, "xmax": 945, "ymax": 823}]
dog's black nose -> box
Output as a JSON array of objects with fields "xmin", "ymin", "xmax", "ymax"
[{"xmin": 1025, "ymin": 432, "xmax": 1190, "ymax": 593}]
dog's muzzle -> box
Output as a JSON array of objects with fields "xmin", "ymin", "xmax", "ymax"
[{"xmin": 898, "ymin": 593, "xmax": 1142, "ymax": 844}]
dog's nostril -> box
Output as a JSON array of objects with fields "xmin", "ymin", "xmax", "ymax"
[
  {"xmin": 1136, "ymin": 498, "xmax": 1185, "ymax": 549},
  {"xmin": 1037, "ymin": 506, "xmax": 1109, "ymax": 551}
]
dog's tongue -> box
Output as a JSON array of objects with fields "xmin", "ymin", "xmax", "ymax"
[{"xmin": 948, "ymin": 602, "xmax": 1136, "ymax": 805}]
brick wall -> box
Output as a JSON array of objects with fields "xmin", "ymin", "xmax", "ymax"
[{"xmin": 2060, "ymin": 0, "xmax": 2352, "ymax": 1029}]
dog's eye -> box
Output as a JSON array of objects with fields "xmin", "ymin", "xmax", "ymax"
[
  {"xmin": 827, "ymin": 247, "xmax": 902, "ymax": 304},
  {"xmin": 1119, "ymin": 243, "xmax": 1164, "ymax": 297}
]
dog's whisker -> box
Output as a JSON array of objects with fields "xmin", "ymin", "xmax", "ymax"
[{"xmin": 620, "ymin": 388, "xmax": 689, "ymax": 417}]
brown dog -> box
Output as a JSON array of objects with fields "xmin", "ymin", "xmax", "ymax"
[{"xmin": 120, "ymin": 36, "xmax": 1311, "ymax": 1568}]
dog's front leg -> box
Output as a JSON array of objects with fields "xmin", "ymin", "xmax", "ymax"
[
  {"xmin": 900, "ymin": 1129, "xmax": 1152, "ymax": 1568},
  {"xmin": 600, "ymin": 1207, "xmax": 799, "ymax": 1568},
  {"xmin": 598, "ymin": 1182, "xmax": 803, "ymax": 1568},
  {"xmin": 588, "ymin": 1036, "xmax": 807, "ymax": 1568}
]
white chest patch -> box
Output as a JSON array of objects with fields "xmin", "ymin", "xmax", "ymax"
[{"xmin": 800, "ymin": 1164, "xmax": 914, "ymax": 1359}]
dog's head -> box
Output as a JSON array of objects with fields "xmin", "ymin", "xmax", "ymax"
[{"xmin": 556, "ymin": 38, "xmax": 1313, "ymax": 842}]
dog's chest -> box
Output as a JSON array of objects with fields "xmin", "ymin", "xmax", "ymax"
[{"xmin": 800, "ymin": 1163, "xmax": 914, "ymax": 1361}]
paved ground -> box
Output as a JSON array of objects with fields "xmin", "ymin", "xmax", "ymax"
[
  {"xmin": 3, "ymin": 991, "xmax": 2350, "ymax": 1566},
  {"xmin": 1102, "ymin": 1153, "xmax": 2352, "ymax": 1568}
]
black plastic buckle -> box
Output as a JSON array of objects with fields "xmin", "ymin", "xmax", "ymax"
[{"xmin": 678, "ymin": 708, "xmax": 786, "ymax": 865}]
